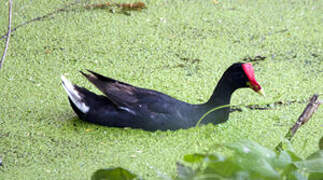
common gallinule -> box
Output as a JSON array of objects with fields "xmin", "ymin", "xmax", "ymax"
[{"xmin": 61, "ymin": 63, "xmax": 264, "ymax": 131}]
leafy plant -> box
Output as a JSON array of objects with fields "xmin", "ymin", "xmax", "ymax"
[
  {"xmin": 92, "ymin": 167, "xmax": 138, "ymax": 180},
  {"xmin": 91, "ymin": 138, "xmax": 323, "ymax": 180},
  {"xmin": 177, "ymin": 139, "xmax": 323, "ymax": 180}
]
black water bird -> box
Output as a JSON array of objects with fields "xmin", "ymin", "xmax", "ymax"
[{"xmin": 61, "ymin": 63, "xmax": 264, "ymax": 131}]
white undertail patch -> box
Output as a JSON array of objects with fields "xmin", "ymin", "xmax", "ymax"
[{"xmin": 61, "ymin": 75, "xmax": 90, "ymax": 113}]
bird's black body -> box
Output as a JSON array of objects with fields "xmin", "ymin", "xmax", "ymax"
[{"xmin": 62, "ymin": 63, "xmax": 261, "ymax": 131}]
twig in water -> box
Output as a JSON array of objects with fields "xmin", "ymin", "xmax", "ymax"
[
  {"xmin": 0, "ymin": 2, "xmax": 79, "ymax": 41},
  {"xmin": 275, "ymin": 94, "xmax": 321, "ymax": 151},
  {"xmin": 85, "ymin": 2, "xmax": 146, "ymax": 11},
  {"xmin": 85, "ymin": 1, "xmax": 146, "ymax": 15},
  {"xmin": 0, "ymin": 0, "xmax": 13, "ymax": 71}
]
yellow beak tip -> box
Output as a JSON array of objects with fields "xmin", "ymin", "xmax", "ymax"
[{"xmin": 257, "ymin": 89, "xmax": 265, "ymax": 97}]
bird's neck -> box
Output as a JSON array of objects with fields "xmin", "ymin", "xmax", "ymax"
[{"xmin": 206, "ymin": 74, "xmax": 236, "ymax": 107}]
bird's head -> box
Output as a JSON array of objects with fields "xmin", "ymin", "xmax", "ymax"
[{"xmin": 225, "ymin": 62, "xmax": 264, "ymax": 96}]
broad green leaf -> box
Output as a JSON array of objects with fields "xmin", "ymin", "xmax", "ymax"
[
  {"xmin": 226, "ymin": 140, "xmax": 280, "ymax": 179},
  {"xmin": 235, "ymin": 156, "xmax": 280, "ymax": 179},
  {"xmin": 91, "ymin": 167, "xmax": 137, "ymax": 180},
  {"xmin": 227, "ymin": 140, "xmax": 276, "ymax": 160},
  {"xmin": 204, "ymin": 157, "xmax": 242, "ymax": 177}
]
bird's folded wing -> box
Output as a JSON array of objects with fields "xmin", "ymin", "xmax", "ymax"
[{"xmin": 81, "ymin": 70, "xmax": 176, "ymax": 114}]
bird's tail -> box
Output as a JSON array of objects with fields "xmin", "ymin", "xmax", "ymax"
[{"xmin": 61, "ymin": 75, "xmax": 90, "ymax": 114}]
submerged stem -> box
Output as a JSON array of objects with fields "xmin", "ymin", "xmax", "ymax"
[
  {"xmin": 195, "ymin": 104, "xmax": 231, "ymax": 127},
  {"xmin": 196, "ymin": 99, "xmax": 296, "ymax": 127}
]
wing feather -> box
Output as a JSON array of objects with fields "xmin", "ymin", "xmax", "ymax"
[
  {"xmin": 81, "ymin": 70, "xmax": 162, "ymax": 107},
  {"xmin": 81, "ymin": 70, "xmax": 176, "ymax": 114}
]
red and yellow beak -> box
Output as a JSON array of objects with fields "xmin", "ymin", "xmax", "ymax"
[
  {"xmin": 246, "ymin": 81, "xmax": 265, "ymax": 96},
  {"xmin": 242, "ymin": 63, "xmax": 265, "ymax": 97}
]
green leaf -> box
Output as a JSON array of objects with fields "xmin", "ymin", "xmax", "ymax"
[
  {"xmin": 286, "ymin": 150, "xmax": 303, "ymax": 162},
  {"xmin": 234, "ymin": 171, "xmax": 250, "ymax": 180},
  {"xmin": 178, "ymin": 140, "xmax": 323, "ymax": 180},
  {"xmin": 319, "ymin": 137, "xmax": 323, "ymax": 150},
  {"xmin": 306, "ymin": 150, "xmax": 323, "ymax": 160},
  {"xmin": 308, "ymin": 172, "xmax": 323, "ymax": 180},
  {"xmin": 226, "ymin": 140, "xmax": 280, "ymax": 179},
  {"xmin": 183, "ymin": 153, "xmax": 207, "ymax": 163},
  {"xmin": 183, "ymin": 153, "xmax": 224, "ymax": 164},
  {"xmin": 239, "ymin": 157, "xmax": 280, "ymax": 179},
  {"xmin": 279, "ymin": 138, "xmax": 297, "ymax": 153},
  {"xmin": 280, "ymin": 165, "xmax": 302, "ymax": 180},
  {"xmin": 204, "ymin": 157, "xmax": 242, "ymax": 177},
  {"xmin": 295, "ymin": 150, "xmax": 323, "ymax": 173},
  {"xmin": 286, "ymin": 170, "xmax": 307, "ymax": 180},
  {"xmin": 272, "ymin": 151, "xmax": 293, "ymax": 169},
  {"xmin": 227, "ymin": 140, "xmax": 276, "ymax": 159},
  {"xmin": 91, "ymin": 167, "xmax": 137, "ymax": 180}
]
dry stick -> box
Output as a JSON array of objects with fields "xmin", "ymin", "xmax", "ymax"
[
  {"xmin": 0, "ymin": 2, "xmax": 79, "ymax": 41},
  {"xmin": 275, "ymin": 94, "xmax": 321, "ymax": 151},
  {"xmin": 0, "ymin": 0, "xmax": 13, "ymax": 71}
]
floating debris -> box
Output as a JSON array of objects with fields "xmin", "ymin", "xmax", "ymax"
[{"xmin": 85, "ymin": 2, "xmax": 146, "ymax": 11}]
